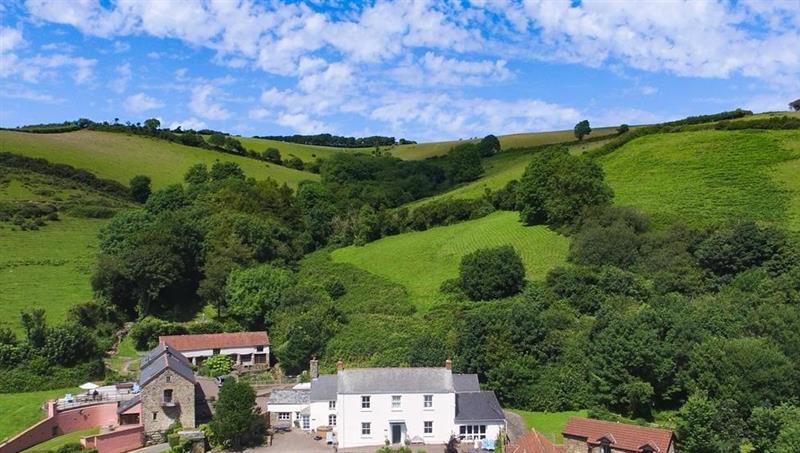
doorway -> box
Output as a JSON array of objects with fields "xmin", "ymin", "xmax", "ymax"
[{"xmin": 391, "ymin": 423, "xmax": 402, "ymax": 444}]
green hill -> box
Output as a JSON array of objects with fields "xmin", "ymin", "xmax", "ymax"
[
  {"xmin": 0, "ymin": 166, "xmax": 133, "ymax": 334},
  {"xmin": 389, "ymin": 127, "xmax": 620, "ymax": 160},
  {"xmin": 600, "ymin": 129, "xmax": 800, "ymax": 230},
  {"xmin": 0, "ymin": 130, "xmax": 319, "ymax": 189},
  {"xmin": 236, "ymin": 136, "xmax": 348, "ymax": 163},
  {"xmin": 331, "ymin": 211, "xmax": 570, "ymax": 311}
]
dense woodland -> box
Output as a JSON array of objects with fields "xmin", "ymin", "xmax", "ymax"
[
  {"xmin": 254, "ymin": 133, "xmax": 411, "ymax": 148},
  {"xmin": 2, "ymin": 112, "xmax": 800, "ymax": 452}
]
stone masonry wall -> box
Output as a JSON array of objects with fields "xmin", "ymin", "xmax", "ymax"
[{"xmin": 141, "ymin": 369, "xmax": 195, "ymax": 443}]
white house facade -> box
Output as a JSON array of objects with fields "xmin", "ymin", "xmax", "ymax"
[
  {"xmin": 159, "ymin": 332, "xmax": 269, "ymax": 368},
  {"xmin": 267, "ymin": 360, "xmax": 506, "ymax": 449}
]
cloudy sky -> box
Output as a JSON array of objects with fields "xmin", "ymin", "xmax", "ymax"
[{"xmin": 1, "ymin": 0, "xmax": 798, "ymax": 141}]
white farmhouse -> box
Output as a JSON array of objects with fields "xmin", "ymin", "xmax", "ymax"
[
  {"xmin": 159, "ymin": 332, "xmax": 269, "ymax": 368},
  {"xmin": 267, "ymin": 360, "xmax": 506, "ymax": 449}
]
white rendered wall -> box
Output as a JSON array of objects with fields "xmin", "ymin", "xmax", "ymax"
[
  {"xmin": 336, "ymin": 392, "xmax": 456, "ymax": 449},
  {"xmin": 267, "ymin": 402, "xmax": 310, "ymax": 429}
]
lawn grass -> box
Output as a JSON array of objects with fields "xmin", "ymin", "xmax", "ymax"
[
  {"xmin": 0, "ymin": 130, "xmax": 318, "ymax": 189},
  {"xmin": 0, "ymin": 387, "xmax": 77, "ymax": 442},
  {"xmin": 599, "ymin": 130, "xmax": 800, "ymax": 230},
  {"xmin": 390, "ymin": 127, "xmax": 619, "ymax": 160},
  {"xmin": 236, "ymin": 136, "xmax": 348, "ymax": 163},
  {"xmin": 105, "ymin": 335, "xmax": 142, "ymax": 376},
  {"xmin": 511, "ymin": 409, "xmax": 589, "ymax": 443},
  {"xmin": 331, "ymin": 211, "xmax": 569, "ymax": 311},
  {"xmin": 21, "ymin": 428, "xmax": 100, "ymax": 452}
]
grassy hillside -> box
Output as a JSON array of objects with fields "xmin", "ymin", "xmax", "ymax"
[
  {"xmin": 407, "ymin": 139, "xmax": 610, "ymax": 208},
  {"xmin": 600, "ymin": 129, "xmax": 800, "ymax": 230},
  {"xmin": 236, "ymin": 136, "xmax": 347, "ymax": 163},
  {"xmin": 389, "ymin": 127, "xmax": 620, "ymax": 160},
  {"xmin": 0, "ymin": 387, "xmax": 77, "ymax": 441},
  {"xmin": 0, "ymin": 130, "xmax": 318, "ymax": 189},
  {"xmin": 511, "ymin": 410, "xmax": 589, "ymax": 443},
  {"xmin": 331, "ymin": 211, "xmax": 569, "ymax": 311},
  {"xmin": 0, "ymin": 166, "xmax": 134, "ymax": 334}
]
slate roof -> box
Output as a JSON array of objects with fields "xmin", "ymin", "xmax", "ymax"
[
  {"xmin": 453, "ymin": 374, "xmax": 480, "ymax": 393},
  {"xmin": 506, "ymin": 432, "xmax": 565, "ymax": 453},
  {"xmin": 454, "ymin": 391, "xmax": 505, "ymax": 422},
  {"xmin": 562, "ymin": 417, "xmax": 674, "ymax": 453},
  {"xmin": 160, "ymin": 331, "xmax": 269, "ymax": 351},
  {"xmin": 139, "ymin": 347, "xmax": 195, "ymax": 386},
  {"xmin": 139, "ymin": 344, "xmax": 190, "ymax": 370},
  {"xmin": 268, "ymin": 389, "xmax": 310, "ymax": 405},
  {"xmin": 337, "ymin": 368, "xmax": 453, "ymax": 394},
  {"xmin": 117, "ymin": 395, "xmax": 141, "ymax": 415},
  {"xmin": 310, "ymin": 375, "xmax": 338, "ymax": 401}
]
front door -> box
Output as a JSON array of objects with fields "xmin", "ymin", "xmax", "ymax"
[{"xmin": 391, "ymin": 424, "xmax": 402, "ymax": 444}]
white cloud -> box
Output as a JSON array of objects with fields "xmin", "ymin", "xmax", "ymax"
[
  {"xmin": 276, "ymin": 112, "xmax": 330, "ymax": 134},
  {"xmin": 112, "ymin": 40, "xmax": 130, "ymax": 52},
  {"xmin": 391, "ymin": 52, "xmax": 513, "ymax": 86},
  {"xmin": 110, "ymin": 62, "xmax": 132, "ymax": 93},
  {"xmin": 124, "ymin": 92, "xmax": 164, "ymax": 112},
  {"xmin": 0, "ymin": 26, "xmax": 24, "ymax": 53},
  {"xmin": 0, "ymin": 84, "xmax": 62, "ymax": 103},
  {"xmin": 189, "ymin": 84, "xmax": 231, "ymax": 120},
  {"xmin": 169, "ymin": 117, "xmax": 207, "ymax": 130}
]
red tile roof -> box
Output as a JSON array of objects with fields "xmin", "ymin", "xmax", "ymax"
[
  {"xmin": 562, "ymin": 417, "xmax": 674, "ymax": 453},
  {"xmin": 506, "ymin": 431, "xmax": 565, "ymax": 453},
  {"xmin": 159, "ymin": 331, "xmax": 270, "ymax": 351}
]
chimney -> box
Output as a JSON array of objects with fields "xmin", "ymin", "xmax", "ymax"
[
  {"xmin": 445, "ymin": 358, "xmax": 452, "ymax": 371},
  {"xmin": 309, "ymin": 356, "xmax": 319, "ymax": 379},
  {"xmin": 337, "ymin": 359, "xmax": 345, "ymax": 372}
]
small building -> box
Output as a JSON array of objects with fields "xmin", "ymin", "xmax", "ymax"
[
  {"xmin": 790, "ymin": 99, "xmax": 800, "ymax": 111},
  {"xmin": 562, "ymin": 417, "xmax": 675, "ymax": 453},
  {"xmin": 159, "ymin": 331, "xmax": 270, "ymax": 368},
  {"xmin": 138, "ymin": 345, "xmax": 197, "ymax": 443},
  {"xmin": 506, "ymin": 431, "xmax": 565, "ymax": 453},
  {"xmin": 267, "ymin": 359, "xmax": 506, "ymax": 449}
]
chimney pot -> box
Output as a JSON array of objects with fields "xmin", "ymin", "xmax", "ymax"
[{"xmin": 445, "ymin": 358, "xmax": 452, "ymax": 370}]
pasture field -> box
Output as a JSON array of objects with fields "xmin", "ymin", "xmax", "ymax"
[
  {"xmin": 236, "ymin": 136, "xmax": 348, "ymax": 163},
  {"xmin": 21, "ymin": 428, "xmax": 100, "ymax": 452},
  {"xmin": 0, "ymin": 217, "xmax": 104, "ymax": 335},
  {"xmin": 0, "ymin": 130, "xmax": 318, "ymax": 189},
  {"xmin": 331, "ymin": 211, "xmax": 570, "ymax": 311},
  {"xmin": 0, "ymin": 387, "xmax": 77, "ymax": 441},
  {"xmin": 407, "ymin": 139, "xmax": 610, "ymax": 208},
  {"xmin": 389, "ymin": 127, "xmax": 620, "ymax": 160},
  {"xmin": 600, "ymin": 129, "xmax": 800, "ymax": 230},
  {"xmin": 511, "ymin": 410, "xmax": 589, "ymax": 443}
]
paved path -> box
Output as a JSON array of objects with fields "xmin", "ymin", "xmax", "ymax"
[{"xmin": 129, "ymin": 443, "xmax": 170, "ymax": 453}]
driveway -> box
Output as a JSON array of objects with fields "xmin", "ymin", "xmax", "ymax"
[{"xmin": 245, "ymin": 429, "xmax": 476, "ymax": 453}]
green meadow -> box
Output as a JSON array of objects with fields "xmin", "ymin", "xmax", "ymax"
[
  {"xmin": 236, "ymin": 136, "xmax": 347, "ymax": 163},
  {"xmin": 331, "ymin": 211, "xmax": 570, "ymax": 311},
  {"xmin": 600, "ymin": 129, "xmax": 800, "ymax": 230},
  {"xmin": 511, "ymin": 409, "xmax": 589, "ymax": 443},
  {"xmin": 0, "ymin": 130, "xmax": 318, "ymax": 189}
]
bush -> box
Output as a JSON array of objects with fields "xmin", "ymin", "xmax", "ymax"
[
  {"xmin": 129, "ymin": 317, "xmax": 189, "ymax": 350},
  {"xmin": 203, "ymin": 354, "xmax": 233, "ymax": 377},
  {"xmin": 459, "ymin": 246, "xmax": 526, "ymax": 301},
  {"xmin": 210, "ymin": 380, "xmax": 266, "ymax": 450}
]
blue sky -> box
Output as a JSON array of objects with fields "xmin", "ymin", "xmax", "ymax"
[{"xmin": 1, "ymin": 0, "xmax": 798, "ymax": 141}]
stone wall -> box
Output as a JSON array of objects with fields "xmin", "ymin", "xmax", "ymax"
[{"xmin": 141, "ymin": 369, "xmax": 195, "ymax": 443}]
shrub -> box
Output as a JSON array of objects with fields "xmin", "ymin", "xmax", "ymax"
[
  {"xmin": 129, "ymin": 175, "xmax": 152, "ymax": 203},
  {"xmin": 210, "ymin": 380, "xmax": 266, "ymax": 450},
  {"xmin": 204, "ymin": 354, "xmax": 233, "ymax": 377},
  {"xmin": 129, "ymin": 317, "xmax": 189, "ymax": 350},
  {"xmin": 459, "ymin": 246, "xmax": 526, "ymax": 301}
]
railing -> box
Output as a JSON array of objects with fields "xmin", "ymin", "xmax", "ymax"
[{"xmin": 56, "ymin": 393, "xmax": 136, "ymax": 411}]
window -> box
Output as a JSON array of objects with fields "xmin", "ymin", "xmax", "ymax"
[
  {"xmin": 278, "ymin": 412, "xmax": 290, "ymax": 421},
  {"xmin": 213, "ymin": 348, "xmax": 220, "ymax": 354},
  {"xmin": 601, "ymin": 443, "xmax": 611, "ymax": 453},
  {"xmin": 302, "ymin": 415, "xmax": 310, "ymax": 430},
  {"xmin": 424, "ymin": 421, "xmax": 433, "ymax": 434},
  {"xmin": 165, "ymin": 375, "xmax": 171, "ymax": 383},
  {"xmin": 459, "ymin": 425, "xmax": 487, "ymax": 440},
  {"xmin": 361, "ymin": 422, "xmax": 371, "ymax": 436},
  {"xmin": 152, "ymin": 412, "xmax": 157, "ymax": 421},
  {"xmin": 256, "ymin": 345, "xmax": 264, "ymax": 352},
  {"xmin": 391, "ymin": 395, "xmax": 401, "ymax": 409},
  {"xmin": 423, "ymin": 395, "xmax": 433, "ymax": 408},
  {"xmin": 329, "ymin": 400, "xmax": 336, "ymax": 410},
  {"xmin": 163, "ymin": 389, "xmax": 173, "ymax": 403},
  {"xmin": 361, "ymin": 395, "xmax": 370, "ymax": 409},
  {"xmin": 329, "ymin": 414, "xmax": 337, "ymax": 426}
]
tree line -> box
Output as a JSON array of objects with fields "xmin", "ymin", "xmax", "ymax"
[{"xmin": 254, "ymin": 133, "xmax": 410, "ymax": 148}]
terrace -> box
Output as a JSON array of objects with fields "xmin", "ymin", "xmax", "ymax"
[{"xmin": 55, "ymin": 383, "xmax": 139, "ymax": 411}]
